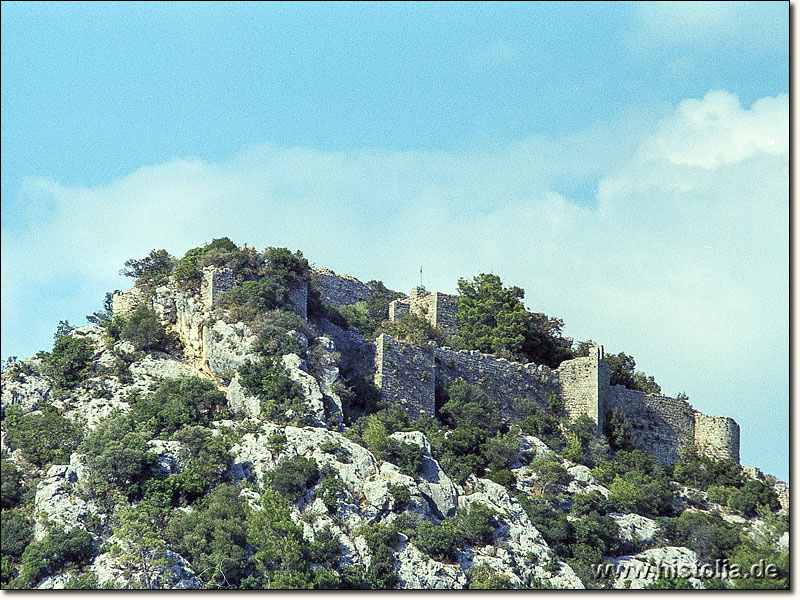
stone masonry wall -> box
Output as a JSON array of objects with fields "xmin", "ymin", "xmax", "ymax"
[
  {"xmin": 431, "ymin": 292, "xmax": 459, "ymax": 335},
  {"xmin": 112, "ymin": 287, "xmax": 148, "ymax": 317},
  {"xmin": 288, "ymin": 282, "xmax": 309, "ymax": 320},
  {"xmin": 605, "ymin": 386, "xmax": 697, "ymax": 465},
  {"xmin": 434, "ymin": 347, "xmax": 559, "ymax": 420},
  {"xmin": 202, "ymin": 266, "xmax": 236, "ymax": 308},
  {"xmin": 374, "ymin": 334, "xmax": 436, "ymax": 420},
  {"xmin": 311, "ymin": 269, "xmax": 373, "ymax": 307},
  {"xmin": 389, "ymin": 288, "xmax": 459, "ymax": 335},
  {"xmin": 693, "ymin": 413, "xmax": 740, "ymax": 463},
  {"xmin": 555, "ymin": 348, "xmax": 606, "ymax": 429}
]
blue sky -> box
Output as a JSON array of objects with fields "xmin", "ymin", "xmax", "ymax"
[{"xmin": 1, "ymin": 2, "xmax": 788, "ymax": 480}]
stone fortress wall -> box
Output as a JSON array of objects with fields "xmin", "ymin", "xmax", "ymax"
[
  {"xmin": 114, "ymin": 267, "xmax": 741, "ymax": 467},
  {"xmin": 389, "ymin": 287, "xmax": 460, "ymax": 336},
  {"xmin": 375, "ymin": 281, "xmax": 740, "ymax": 466},
  {"xmin": 374, "ymin": 334, "xmax": 436, "ymax": 420}
]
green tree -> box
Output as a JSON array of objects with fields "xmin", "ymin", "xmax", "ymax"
[
  {"xmin": 120, "ymin": 249, "xmax": 175, "ymax": 290},
  {"xmin": 1, "ymin": 459, "xmax": 24, "ymax": 509},
  {"xmin": 452, "ymin": 273, "xmax": 573, "ymax": 367},
  {"xmin": 43, "ymin": 334, "xmax": 93, "ymax": 390},
  {"xmin": 131, "ymin": 376, "xmax": 229, "ymax": 438},
  {"xmin": 264, "ymin": 456, "xmax": 319, "ymax": 503},
  {"xmin": 114, "ymin": 497, "xmax": 171, "ymax": 589},
  {"xmin": 120, "ymin": 304, "xmax": 167, "ymax": 352},
  {"xmin": 78, "ymin": 412, "xmax": 155, "ymax": 501},
  {"xmin": 166, "ymin": 484, "xmax": 250, "ymax": 588},
  {"xmin": 3, "ymin": 404, "xmax": 83, "ymax": 468}
]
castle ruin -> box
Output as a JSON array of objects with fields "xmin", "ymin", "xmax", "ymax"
[{"xmin": 114, "ymin": 267, "xmax": 740, "ymax": 466}]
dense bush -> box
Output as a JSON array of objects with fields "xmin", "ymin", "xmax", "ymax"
[
  {"xmin": 314, "ymin": 477, "xmax": 348, "ymax": 510},
  {"xmin": 335, "ymin": 280, "xmax": 400, "ymax": 339},
  {"xmin": 412, "ymin": 520, "xmax": 462, "ymax": 563},
  {"xmin": 43, "ymin": 333, "xmax": 94, "ymax": 390},
  {"xmin": 520, "ymin": 396, "xmax": 567, "ymax": 450},
  {"xmin": 451, "ymin": 273, "xmax": 572, "ymax": 367},
  {"xmin": 170, "ymin": 426, "xmax": 233, "ymax": 501},
  {"xmin": 658, "ymin": 510, "xmax": 740, "ymax": 563},
  {"xmin": 244, "ymin": 488, "xmax": 340, "ymax": 589},
  {"xmin": 1, "ymin": 459, "xmax": 24, "ymax": 509},
  {"xmin": 120, "ymin": 304, "xmax": 169, "ymax": 352},
  {"xmin": 78, "ymin": 412, "xmax": 155, "ymax": 501},
  {"xmin": 238, "ymin": 358, "xmax": 310, "ymax": 425},
  {"xmin": 265, "ymin": 456, "xmax": 319, "ymax": 503},
  {"xmin": 592, "ymin": 450, "xmax": 676, "ymax": 518},
  {"xmin": 603, "ymin": 408, "xmax": 635, "ymax": 452},
  {"xmin": 348, "ymin": 414, "xmax": 423, "ymax": 476},
  {"xmin": 173, "ymin": 237, "xmax": 263, "ymax": 289},
  {"xmin": 251, "ymin": 310, "xmax": 312, "ymax": 357},
  {"xmin": 167, "ymin": 484, "xmax": 250, "ymax": 588},
  {"xmin": 131, "ymin": 376, "xmax": 229, "ymax": 438},
  {"xmin": 1, "ymin": 510, "xmax": 33, "ymax": 557},
  {"xmin": 120, "ymin": 249, "xmax": 175, "ymax": 290},
  {"xmin": 16, "ymin": 528, "xmax": 94, "ymax": 588},
  {"xmin": 409, "ymin": 503, "xmax": 499, "ymax": 563},
  {"xmin": 218, "ymin": 278, "xmax": 296, "ymax": 320},
  {"xmin": 3, "ymin": 405, "xmax": 83, "ymax": 468},
  {"xmin": 467, "ymin": 564, "xmax": 514, "ymax": 589}
]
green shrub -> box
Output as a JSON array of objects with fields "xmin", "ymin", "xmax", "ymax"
[
  {"xmin": 1, "ymin": 555, "xmax": 17, "ymax": 586},
  {"xmin": 457, "ymin": 502, "xmax": 498, "ymax": 547},
  {"xmin": 245, "ymin": 487, "xmax": 340, "ymax": 589},
  {"xmin": 515, "ymin": 493, "xmax": 575, "ymax": 558},
  {"xmin": 265, "ymin": 456, "xmax": 320, "ymax": 503},
  {"xmin": 315, "ymin": 477, "xmax": 347, "ymax": 510},
  {"xmin": 167, "ymin": 484, "xmax": 250, "ymax": 588},
  {"xmin": 528, "ymin": 453, "xmax": 571, "ymax": 498},
  {"xmin": 3, "ymin": 405, "xmax": 83, "ymax": 468},
  {"xmin": 412, "ymin": 520, "xmax": 462, "ymax": 563},
  {"xmin": 173, "ymin": 237, "xmax": 259, "ymax": 289},
  {"xmin": 131, "ymin": 376, "xmax": 229, "ymax": 438},
  {"xmin": 17, "ymin": 528, "xmax": 94, "ymax": 588},
  {"xmin": 659, "ymin": 510, "xmax": 740, "ymax": 563},
  {"xmin": 78, "ymin": 412, "xmax": 155, "ymax": 501},
  {"xmin": 487, "ymin": 469, "xmax": 517, "ymax": 490},
  {"xmin": 64, "ymin": 573, "xmax": 99, "ymax": 589},
  {"xmin": 467, "ymin": 564, "xmax": 514, "ymax": 589},
  {"xmin": 603, "ymin": 409, "xmax": 635, "ymax": 452},
  {"xmin": 120, "ymin": 304, "xmax": 168, "ymax": 352},
  {"xmin": 388, "ymin": 485, "xmax": 411, "ymax": 510},
  {"xmin": 250, "ymin": 310, "xmax": 312, "ymax": 357},
  {"xmin": 43, "ymin": 334, "xmax": 93, "ymax": 390},
  {"xmin": 120, "ymin": 249, "xmax": 175, "ymax": 290},
  {"xmin": 1, "ymin": 509, "xmax": 33, "ymax": 557},
  {"xmin": 483, "ymin": 431, "xmax": 520, "ymax": 472},
  {"xmin": 172, "ymin": 426, "xmax": 233, "ymax": 500},
  {"xmin": 570, "ymin": 490, "xmax": 610, "ymax": 517},
  {"xmin": 1, "ymin": 460, "xmax": 24, "ymax": 509},
  {"xmin": 219, "ymin": 278, "xmax": 295, "ymax": 321},
  {"xmin": 238, "ymin": 358, "xmax": 310, "ymax": 426}
]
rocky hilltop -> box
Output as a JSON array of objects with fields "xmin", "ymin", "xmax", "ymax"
[{"xmin": 0, "ymin": 239, "xmax": 789, "ymax": 589}]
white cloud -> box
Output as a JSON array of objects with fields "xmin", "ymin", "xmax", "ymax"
[
  {"xmin": 1, "ymin": 90, "xmax": 788, "ymax": 478},
  {"xmin": 645, "ymin": 91, "xmax": 788, "ymax": 169}
]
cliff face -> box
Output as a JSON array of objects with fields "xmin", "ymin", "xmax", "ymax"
[{"xmin": 0, "ymin": 264, "xmax": 788, "ymax": 590}]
